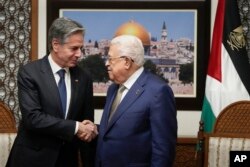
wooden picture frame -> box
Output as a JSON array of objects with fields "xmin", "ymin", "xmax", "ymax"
[{"xmin": 47, "ymin": 0, "xmax": 210, "ymax": 110}]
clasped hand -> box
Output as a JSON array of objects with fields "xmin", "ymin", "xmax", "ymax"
[{"xmin": 76, "ymin": 120, "xmax": 98, "ymax": 142}]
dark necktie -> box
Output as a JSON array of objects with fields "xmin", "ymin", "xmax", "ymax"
[
  {"xmin": 57, "ymin": 69, "xmax": 67, "ymax": 117},
  {"xmin": 109, "ymin": 85, "xmax": 126, "ymax": 121}
]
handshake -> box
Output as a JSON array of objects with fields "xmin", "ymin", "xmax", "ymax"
[{"xmin": 76, "ymin": 120, "xmax": 98, "ymax": 142}]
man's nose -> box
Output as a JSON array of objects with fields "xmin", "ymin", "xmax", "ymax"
[
  {"xmin": 75, "ymin": 48, "xmax": 82, "ymax": 58},
  {"xmin": 105, "ymin": 60, "xmax": 109, "ymax": 66}
]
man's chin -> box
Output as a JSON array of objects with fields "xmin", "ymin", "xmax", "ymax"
[
  {"xmin": 108, "ymin": 75, "xmax": 114, "ymax": 81},
  {"xmin": 69, "ymin": 62, "xmax": 77, "ymax": 67}
]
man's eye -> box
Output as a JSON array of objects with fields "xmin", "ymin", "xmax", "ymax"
[{"xmin": 71, "ymin": 47, "xmax": 78, "ymax": 51}]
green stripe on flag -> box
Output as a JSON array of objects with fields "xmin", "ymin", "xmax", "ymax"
[{"xmin": 201, "ymin": 97, "xmax": 216, "ymax": 133}]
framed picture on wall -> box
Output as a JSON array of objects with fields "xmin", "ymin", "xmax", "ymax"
[{"xmin": 47, "ymin": 0, "xmax": 210, "ymax": 110}]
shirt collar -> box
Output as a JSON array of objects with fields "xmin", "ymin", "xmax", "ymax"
[
  {"xmin": 48, "ymin": 54, "xmax": 69, "ymax": 74},
  {"xmin": 123, "ymin": 67, "xmax": 144, "ymax": 90}
]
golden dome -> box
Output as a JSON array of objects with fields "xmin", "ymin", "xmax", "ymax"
[{"xmin": 114, "ymin": 20, "xmax": 150, "ymax": 46}]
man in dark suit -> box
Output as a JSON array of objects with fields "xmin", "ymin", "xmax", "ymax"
[
  {"xmin": 6, "ymin": 17, "xmax": 98, "ymax": 167},
  {"xmin": 95, "ymin": 35, "xmax": 177, "ymax": 167}
]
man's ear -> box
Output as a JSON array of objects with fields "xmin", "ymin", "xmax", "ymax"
[
  {"xmin": 52, "ymin": 38, "xmax": 60, "ymax": 52},
  {"xmin": 124, "ymin": 57, "xmax": 133, "ymax": 70}
]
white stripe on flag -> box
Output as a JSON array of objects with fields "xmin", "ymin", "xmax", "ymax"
[{"xmin": 206, "ymin": 44, "xmax": 250, "ymax": 118}]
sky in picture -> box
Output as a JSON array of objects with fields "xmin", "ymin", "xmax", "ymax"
[{"xmin": 61, "ymin": 9, "xmax": 195, "ymax": 42}]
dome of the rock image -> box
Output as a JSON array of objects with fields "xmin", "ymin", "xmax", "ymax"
[{"xmin": 114, "ymin": 20, "xmax": 150, "ymax": 46}]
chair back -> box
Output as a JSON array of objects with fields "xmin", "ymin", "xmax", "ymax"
[
  {"xmin": 214, "ymin": 100, "xmax": 250, "ymax": 135},
  {"xmin": 0, "ymin": 101, "xmax": 17, "ymax": 166},
  {"xmin": 197, "ymin": 100, "xmax": 250, "ymax": 167},
  {"xmin": 0, "ymin": 101, "xmax": 16, "ymax": 133}
]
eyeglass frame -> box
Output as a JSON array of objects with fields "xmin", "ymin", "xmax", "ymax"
[{"xmin": 106, "ymin": 56, "xmax": 134, "ymax": 63}]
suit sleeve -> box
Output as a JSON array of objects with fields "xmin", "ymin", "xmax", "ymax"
[
  {"xmin": 18, "ymin": 66, "xmax": 76, "ymax": 141},
  {"xmin": 78, "ymin": 70, "xmax": 96, "ymax": 167},
  {"xmin": 81, "ymin": 73, "xmax": 94, "ymax": 121},
  {"xmin": 150, "ymin": 84, "xmax": 177, "ymax": 167}
]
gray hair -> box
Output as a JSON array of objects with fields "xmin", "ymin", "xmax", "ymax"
[
  {"xmin": 110, "ymin": 35, "xmax": 145, "ymax": 66},
  {"xmin": 48, "ymin": 17, "xmax": 85, "ymax": 51}
]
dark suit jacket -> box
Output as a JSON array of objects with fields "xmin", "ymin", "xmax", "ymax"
[
  {"xmin": 6, "ymin": 56, "xmax": 95, "ymax": 167},
  {"xmin": 95, "ymin": 70, "xmax": 177, "ymax": 167}
]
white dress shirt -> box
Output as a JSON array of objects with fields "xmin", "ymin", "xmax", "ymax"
[
  {"xmin": 48, "ymin": 55, "xmax": 71, "ymax": 118},
  {"xmin": 121, "ymin": 67, "xmax": 144, "ymax": 101}
]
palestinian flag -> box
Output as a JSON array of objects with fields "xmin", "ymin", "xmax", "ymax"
[{"xmin": 201, "ymin": 0, "xmax": 250, "ymax": 133}]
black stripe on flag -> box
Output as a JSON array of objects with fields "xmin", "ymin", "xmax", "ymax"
[{"xmin": 223, "ymin": 0, "xmax": 250, "ymax": 95}]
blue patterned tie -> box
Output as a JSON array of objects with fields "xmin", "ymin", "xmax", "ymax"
[{"xmin": 57, "ymin": 69, "xmax": 67, "ymax": 117}]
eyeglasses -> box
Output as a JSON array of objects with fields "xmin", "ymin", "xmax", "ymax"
[
  {"xmin": 106, "ymin": 56, "xmax": 125, "ymax": 62},
  {"xmin": 106, "ymin": 56, "xmax": 134, "ymax": 63}
]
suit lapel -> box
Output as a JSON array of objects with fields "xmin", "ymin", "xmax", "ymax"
[
  {"xmin": 106, "ymin": 70, "xmax": 147, "ymax": 131},
  {"xmin": 40, "ymin": 56, "xmax": 64, "ymax": 118},
  {"xmin": 102, "ymin": 85, "xmax": 119, "ymax": 129},
  {"xmin": 67, "ymin": 68, "xmax": 79, "ymax": 119}
]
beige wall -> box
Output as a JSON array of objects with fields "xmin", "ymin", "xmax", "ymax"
[{"xmin": 39, "ymin": 0, "xmax": 218, "ymax": 137}]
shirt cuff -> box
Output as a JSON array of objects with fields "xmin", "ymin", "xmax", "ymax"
[{"xmin": 75, "ymin": 121, "xmax": 79, "ymax": 134}]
